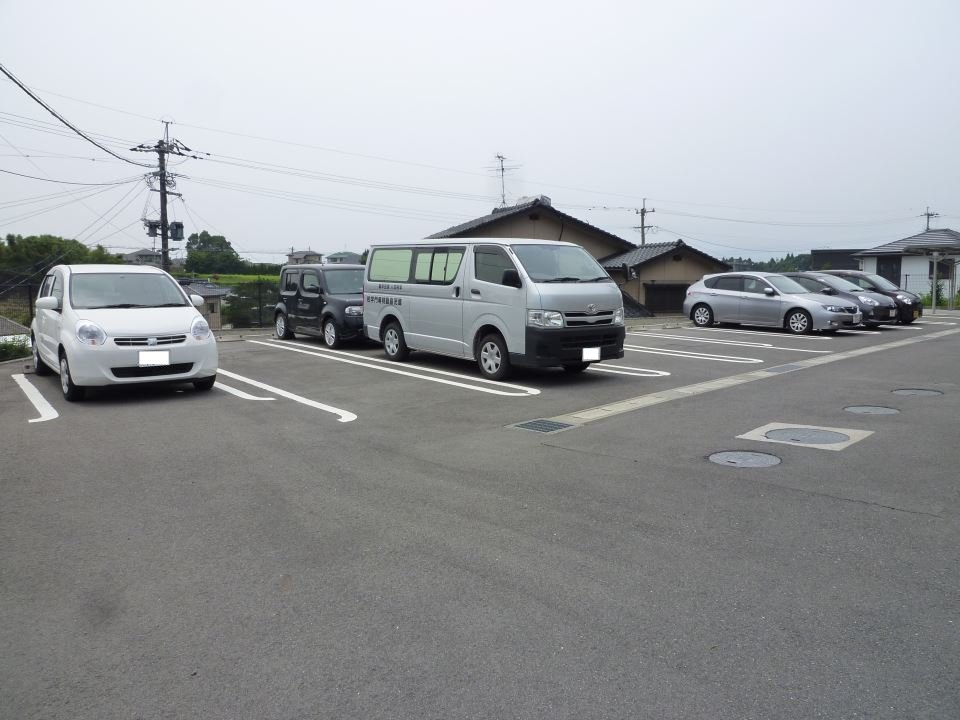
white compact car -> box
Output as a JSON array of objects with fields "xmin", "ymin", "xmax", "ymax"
[{"xmin": 30, "ymin": 264, "xmax": 219, "ymax": 401}]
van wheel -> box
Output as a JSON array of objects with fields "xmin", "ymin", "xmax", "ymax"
[
  {"xmin": 32, "ymin": 336, "xmax": 52, "ymax": 376},
  {"xmin": 322, "ymin": 318, "xmax": 341, "ymax": 349},
  {"xmin": 562, "ymin": 362, "xmax": 589, "ymax": 373},
  {"xmin": 383, "ymin": 321, "xmax": 409, "ymax": 361},
  {"xmin": 477, "ymin": 333, "xmax": 511, "ymax": 381},
  {"xmin": 275, "ymin": 313, "xmax": 294, "ymax": 339},
  {"xmin": 59, "ymin": 351, "xmax": 85, "ymax": 402}
]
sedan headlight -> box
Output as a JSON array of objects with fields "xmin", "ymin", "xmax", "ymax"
[
  {"xmin": 345, "ymin": 305, "xmax": 363, "ymax": 316},
  {"xmin": 191, "ymin": 315, "xmax": 211, "ymax": 340},
  {"xmin": 76, "ymin": 321, "xmax": 106, "ymax": 346},
  {"xmin": 527, "ymin": 309, "xmax": 564, "ymax": 328},
  {"xmin": 857, "ymin": 296, "xmax": 878, "ymax": 306},
  {"xmin": 613, "ymin": 306, "xmax": 624, "ymax": 325},
  {"xmin": 821, "ymin": 304, "xmax": 845, "ymax": 313},
  {"xmin": 896, "ymin": 294, "xmax": 912, "ymax": 304}
]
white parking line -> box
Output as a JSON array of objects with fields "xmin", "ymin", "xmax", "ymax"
[
  {"xmin": 589, "ymin": 365, "xmax": 671, "ymax": 377},
  {"xmin": 625, "ymin": 344, "xmax": 763, "ymax": 364},
  {"xmin": 214, "ymin": 382, "xmax": 276, "ymax": 400},
  {"xmin": 628, "ymin": 332, "xmax": 832, "ymax": 353},
  {"xmin": 677, "ymin": 327, "xmax": 833, "ymax": 340},
  {"xmin": 217, "ymin": 369, "xmax": 356, "ymax": 422},
  {"xmin": 11, "ymin": 374, "xmax": 59, "ymax": 423},
  {"xmin": 252, "ymin": 340, "xmax": 541, "ymax": 397}
]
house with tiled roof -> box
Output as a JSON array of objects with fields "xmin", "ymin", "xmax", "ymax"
[
  {"xmin": 853, "ymin": 228, "xmax": 959, "ymax": 297},
  {"xmin": 600, "ymin": 240, "xmax": 730, "ymax": 313}
]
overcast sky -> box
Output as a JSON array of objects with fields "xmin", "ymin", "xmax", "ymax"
[{"xmin": 2, "ymin": 0, "xmax": 958, "ymax": 264}]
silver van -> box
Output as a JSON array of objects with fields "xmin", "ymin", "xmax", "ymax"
[{"xmin": 363, "ymin": 239, "xmax": 625, "ymax": 380}]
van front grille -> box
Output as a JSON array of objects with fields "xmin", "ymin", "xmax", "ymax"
[{"xmin": 563, "ymin": 310, "xmax": 614, "ymax": 327}]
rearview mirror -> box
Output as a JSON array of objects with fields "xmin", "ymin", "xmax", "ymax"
[
  {"xmin": 35, "ymin": 296, "xmax": 60, "ymax": 311},
  {"xmin": 502, "ymin": 269, "xmax": 523, "ymax": 288}
]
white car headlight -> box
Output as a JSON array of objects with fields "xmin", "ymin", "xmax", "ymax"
[
  {"xmin": 527, "ymin": 309, "xmax": 564, "ymax": 328},
  {"xmin": 76, "ymin": 321, "xmax": 106, "ymax": 346},
  {"xmin": 821, "ymin": 304, "xmax": 844, "ymax": 313},
  {"xmin": 345, "ymin": 305, "xmax": 363, "ymax": 316},
  {"xmin": 613, "ymin": 306, "xmax": 624, "ymax": 325},
  {"xmin": 857, "ymin": 296, "xmax": 878, "ymax": 306},
  {"xmin": 191, "ymin": 315, "xmax": 211, "ymax": 340}
]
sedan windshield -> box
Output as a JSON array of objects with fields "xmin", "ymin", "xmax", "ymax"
[
  {"xmin": 865, "ymin": 273, "xmax": 900, "ymax": 291},
  {"xmin": 70, "ymin": 273, "xmax": 188, "ymax": 309},
  {"xmin": 511, "ymin": 244, "xmax": 612, "ymax": 283},
  {"xmin": 324, "ymin": 269, "xmax": 364, "ymax": 294},
  {"xmin": 766, "ymin": 275, "xmax": 810, "ymax": 294}
]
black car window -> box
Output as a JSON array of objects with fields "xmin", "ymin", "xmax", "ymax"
[
  {"xmin": 713, "ymin": 276, "xmax": 742, "ymax": 291},
  {"xmin": 281, "ymin": 270, "xmax": 299, "ymax": 293},
  {"xmin": 301, "ymin": 271, "xmax": 320, "ymax": 293}
]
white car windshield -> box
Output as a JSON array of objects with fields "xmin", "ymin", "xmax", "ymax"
[
  {"xmin": 511, "ymin": 245, "xmax": 612, "ymax": 283},
  {"xmin": 70, "ymin": 273, "xmax": 188, "ymax": 309}
]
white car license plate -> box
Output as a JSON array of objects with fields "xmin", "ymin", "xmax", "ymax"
[
  {"xmin": 139, "ymin": 350, "xmax": 170, "ymax": 366},
  {"xmin": 582, "ymin": 347, "xmax": 600, "ymax": 361}
]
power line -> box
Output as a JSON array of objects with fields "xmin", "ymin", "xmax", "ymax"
[
  {"xmin": 0, "ymin": 167, "xmax": 142, "ymax": 185},
  {"xmin": 0, "ymin": 62, "xmax": 154, "ymax": 168},
  {"xmin": 73, "ymin": 182, "xmax": 147, "ymax": 242}
]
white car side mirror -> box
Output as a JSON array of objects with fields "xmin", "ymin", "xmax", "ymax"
[
  {"xmin": 35, "ymin": 296, "xmax": 60, "ymax": 311},
  {"xmin": 190, "ymin": 294, "xmax": 204, "ymax": 308}
]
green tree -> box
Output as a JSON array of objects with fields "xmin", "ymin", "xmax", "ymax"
[
  {"xmin": 0, "ymin": 234, "xmax": 122, "ymax": 278},
  {"xmin": 184, "ymin": 231, "xmax": 246, "ymax": 274}
]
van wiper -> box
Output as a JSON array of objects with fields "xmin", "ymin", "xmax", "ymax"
[
  {"xmin": 579, "ymin": 276, "xmax": 611, "ymax": 283},
  {"xmin": 541, "ymin": 276, "xmax": 580, "ymax": 283}
]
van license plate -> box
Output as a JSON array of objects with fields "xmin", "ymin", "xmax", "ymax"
[
  {"xmin": 139, "ymin": 350, "xmax": 170, "ymax": 366},
  {"xmin": 582, "ymin": 347, "xmax": 600, "ymax": 361}
]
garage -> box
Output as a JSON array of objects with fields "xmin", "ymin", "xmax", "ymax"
[{"xmin": 643, "ymin": 283, "xmax": 688, "ymax": 313}]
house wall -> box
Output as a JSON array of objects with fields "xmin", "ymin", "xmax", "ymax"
[
  {"xmin": 464, "ymin": 214, "xmax": 628, "ymax": 260},
  {"xmin": 862, "ymin": 254, "xmax": 959, "ymax": 296}
]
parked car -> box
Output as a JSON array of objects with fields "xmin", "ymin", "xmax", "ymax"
[
  {"xmin": 274, "ymin": 263, "xmax": 365, "ymax": 348},
  {"xmin": 781, "ymin": 272, "xmax": 899, "ymax": 326},
  {"xmin": 816, "ymin": 270, "xmax": 923, "ymax": 324},
  {"xmin": 682, "ymin": 271, "xmax": 862, "ymax": 334},
  {"xmin": 30, "ymin": 264, "xmax": 219, "ymax": 401}
]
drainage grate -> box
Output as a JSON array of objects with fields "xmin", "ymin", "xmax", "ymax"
[
  {"xmin": 514, "ymin": 419, "xmax": 576, "ymax": 434},
  {"xmin": 892, "ymin": 388, "xmax": 944, "ymax": 397},
  {"xmin": 845, "ymin": 405, "xmax": 900, "ymax": 415},
  {"xmin": 765, "ymin": 427, "xmax": 850, "ymax": 444},
  {"xmin": 709, "ymin": 451, "xmax": 781, "ymax": 468}
]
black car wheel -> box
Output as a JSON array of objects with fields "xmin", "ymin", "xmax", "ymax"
[
  {"xmin": 275, "ymin": 313, "xmax": 294, "ymax": 339},
  {"xmin": 323, "ymin": 318, "xmax": 341, "ymax": 349}
]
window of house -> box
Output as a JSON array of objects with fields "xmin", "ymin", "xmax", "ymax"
[{"xmin": 208, "ymin": 303, "xmax": 216, "ymax": 314}]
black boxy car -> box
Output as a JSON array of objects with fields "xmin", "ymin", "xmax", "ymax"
[
  {"xmin": 782, "ymin": 272, "xmax": 899, "ymax": 326},
  {"xmin": 817, "ymin": 270, "xmax": 923, "ymax": 324},
  {"xmin": 274, "ymin": 264, "xmax": 365, "ymax": 347}
]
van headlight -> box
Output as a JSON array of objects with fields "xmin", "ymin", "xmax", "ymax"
[
  {"xmin": 857, "ymin": 296, "xmax": 878, "ymax": 306},
  {"xmin": 527, "ymin": 309, "xmax": 564, "ymax": 328},
  {"xmin": 613, "ymin": 306, "xmax": 624, "ymax": 325},
  {"xmin": 76, "ymin": 321, "xmax": 106, "ymax": 346},
  {"xmin": 191, "ymin": 316, "xmax": 211, "ymax": 340},
  {"xmin": 345, "ymin": 306, "xmax": 363, "ymax": 316}
]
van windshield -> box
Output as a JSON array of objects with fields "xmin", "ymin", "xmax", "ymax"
[
  {"xmin": 70, "ymin": 273, "xmax": 188, "ymax": 309},
  {"xmin": 325, "ymin": 269, "xmax": 364, "ymax": 294},
  {"xmin": 511, "ymin": 244, "xmax": 612, "ymax": 283}
]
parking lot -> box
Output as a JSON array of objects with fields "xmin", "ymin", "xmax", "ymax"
[{"xmin": 3, "ymin": 317, "xmax": 959, "ymax": 718}]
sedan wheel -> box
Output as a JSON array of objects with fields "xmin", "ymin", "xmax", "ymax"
[
  {"xmin": 692, "ymin": 305, "xmax": 714, "ymax": 327},
  {"xmin": 786, "ymin": 309, "xmax": 812, "ymax": 334}
]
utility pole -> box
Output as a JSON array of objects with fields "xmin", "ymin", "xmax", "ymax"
[
  {"xmin": 131, "ymin": 122, "xmax": 202, "ymax": 272},
  {"xmin": 633, "ymin": 198, "xmax": 656, "ymax": 246},
  {"xmin": 923, "ymin": 206, "xmax": 939, "ymax": 231}
]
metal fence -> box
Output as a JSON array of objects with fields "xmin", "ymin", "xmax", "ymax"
[
  {"xmin": 901, "ymin": 266, "xmax": 958, "ymax": 310},
  {"xmin": 0, "ymin": 283, "xmax": 37, "ymax": 337}
]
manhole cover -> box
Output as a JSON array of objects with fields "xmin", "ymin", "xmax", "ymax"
[
  {"xmin": 765, "ymin": 428, "xmax": 850, "ymax": 444},
  {"xmin": 709, "ymin": 451, "xmax": 781, "ymax": 468},
  {"xmin": 845, "ymin": 405, "xmax": 900, "ymax": 415},
  {"xmin": 892, "ymin": 388, "xmax": 944, "ymax": 397},
  {"xmin": 514, "ymin": 419, "xmax": 575, "ymax": 433}
]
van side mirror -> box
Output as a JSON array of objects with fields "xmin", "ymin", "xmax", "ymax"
[
  {"xmin": 36, "ymin": 296, "xmax": 60, "ymax": 311},
  {"xmin": 502, "ymin": 269, "xmax": 522, "ymax": 288}
]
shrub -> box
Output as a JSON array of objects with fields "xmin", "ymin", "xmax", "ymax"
[{"xmin": 0, "ymin": 336, "xmax": 30, "ymax": 362}]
